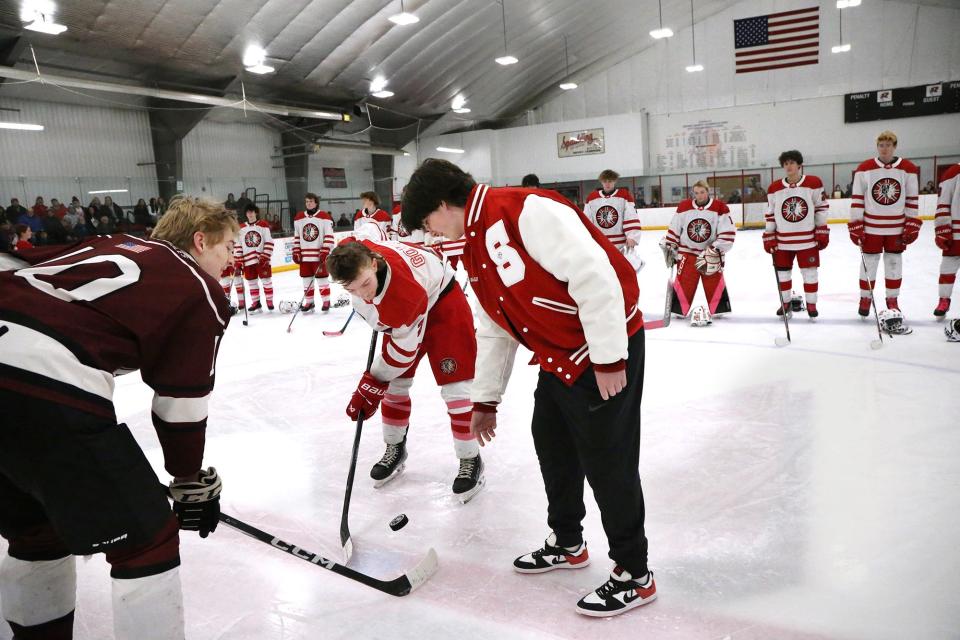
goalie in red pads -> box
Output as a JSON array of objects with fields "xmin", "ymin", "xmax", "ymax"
[
  {"xmin": 327, "ymin": 239, "xmax": 483, "ymax": 502},
  {"xmin": 660, "ymin": 181, "xmax": 735, "ymax": 318}
]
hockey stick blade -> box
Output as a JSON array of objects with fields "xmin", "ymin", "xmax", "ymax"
[
  {"xmin": 324, "ymin": 309, "xmax": 356, "ymax": 337},
  {"xmin": 219, "ymin": 512, "xmax": 438, "ymax": 596},
  {"xmin": 774, "ymin": 336, "xmax": 790, "ymax": 347},
  {"xmin": 870, "ymin": 339, "xmax": 883, "ymax": 350}
]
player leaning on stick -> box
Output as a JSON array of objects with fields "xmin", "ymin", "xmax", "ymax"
[
  {"xmin": 848, "ymin": 130, "xmax": 921, "ymax": 316},
  {"xmin": 327, "ymin": 238, "xmax": 483, "ymax": 500},
  {"xmin": 402, "ymin": 158, "xmax": 655, "ymax": 618},
  {"xmin": 762, "ymin": 149, "xmax": 830, "ymax": 319},
  {"xmin": 237, "ymin": 203, "xmax": 275, "ymax": 312},
  {"xmin": 0, "ymin": 196, "xmax": 236, "ymax": 640},
  {"xmin": 934, "ymin": 162, "xmax": 960, "ymax": 317}
]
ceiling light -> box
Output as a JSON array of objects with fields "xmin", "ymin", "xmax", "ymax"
[
  {"xmin": 558, "ymin": 35, "xmax": 577, "ymax": 90},
  {"xmin": 452, "ymin": 107, "xmax": 471, "ymax": 114},
  {"xmin": 559, "ymin": 82, "xmax": 578, "ymax": 90},
  {"xmin": 452, "ymin": 95, "xmax": 467, "ymax": 110},
  {"xmin": 685, "ymin": 64, "xmax": 704, "ymax": 72},
  {"xmin": 496, "ymin": 1, "xmax": 519, "ymax": 66},
  {"xmin": 837, "ymin": 0, "xmax": 861, "ymax": 8},
  {"xmin": 389, "ymin": 0, "xmax": 419, "ymax": 25},
  {"xmin": 372, "ymin": 90, "xmax": 395, "ymax": 98},
  {"xmin": 650, "ymin": 27, "xmax": 673, "ymax": 39},
  {"xmin": 495, "ymin": 55, "xmax": 518, "ymax": 66},
  {"xmin": 246, "ymin": 63, "xmax": 275, "ymax": 74},
  {"xmin": 88, "ymin": 189, "xmax": 128, "ymax": 194},
  {"xmin": 436, "ymin": 146, "xmax": 465, "ymax": 154},
  {"xmin": 370, "ymin": 76, "xmax": 389, "ymax": 93},
  {"xmin": 24, "ymin": 16, "xmax": 67, "ymax": 34},
  {"xmin": 243, "ymin": 45, "xmax": 275, "ymax": 74},
  {"xmin": 831, "ymin": 43, "xmax": 851, "ymax": 53},
  {"xmin": 685, "ymin": 0, "xmax": 702, "ymax": 73},
  {"xmin": 0, "ymin": 122, "xmax": 44, "ymax": 131},
  {"xmin": 403, "ymin": 152, "xmax": 411, "ymax": 156}
]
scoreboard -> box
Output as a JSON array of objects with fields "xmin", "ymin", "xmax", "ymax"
[{"xmin": 845, "ymin": 80, "xmax": 960, "ymax": 123}]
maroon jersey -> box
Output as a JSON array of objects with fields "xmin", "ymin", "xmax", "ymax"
[
  {"xmin": 0, "ymin": 235, "xmax": 231, "ymax": 477},
  {"xmin": 463, "ymin": 184, "xmax": 642, "ymax": 387}
]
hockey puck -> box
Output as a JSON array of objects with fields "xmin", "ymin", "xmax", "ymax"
[{"xmin": 389, "ymin": 514, "xmax": 409, "ymax": 531}]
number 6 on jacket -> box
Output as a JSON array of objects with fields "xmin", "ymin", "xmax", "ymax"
[{"xmin": 485, "ymin": 220, "xmax": 525, "ymax": 286}]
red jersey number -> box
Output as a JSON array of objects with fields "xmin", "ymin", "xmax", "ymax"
[{"xmin": 485, "ymin": 220, "xmax": 525, "ymax": 287}]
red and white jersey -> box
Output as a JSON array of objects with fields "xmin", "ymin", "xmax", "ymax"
[
  {"xmin": 851, "ymin": 157, "xmax": 920, "ymax": 236},
  {"xmin": 350, "ymin": 240, "xmax": 456, "ymax": 382},
  {"xmin": 462, "ymin": 185, "xmax": 643, "ymax": 399},
  {"xmin": 936, "ymin": 163, "xmax": 960, "ymax": 242},
  {"xmin": 354, "ymin": 208, "xmax": 392, "ymax": 241},
  {"xmin": 237, "ymin": 220, "xmax": 274, "ymax": 266},
  {"xmin": 391, "ymin": 212, "xmax": 426, "ymax": 246},
  {"xmin": 764, "ymin": 175, "xmax": 829, "ymax": 251},
  {"xmin": 665, "ymin": 198, "xmax": 736, "ymax": 256},
  {"xmin": 582, "ymin": 188, "xmax": 641, "ymax": 249},
  {"xmin": 432, "ymin": 236, "xmax": 465, "ymax": 262},
  {"xmin": 293, "ymin": 209, "xmax": 335, "ymax": 262},
  {"xmin": 0, "ymin": 235, "xmax": 231, "ymax": 477}
]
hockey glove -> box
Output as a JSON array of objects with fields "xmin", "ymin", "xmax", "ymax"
[
  {"xmin": 259, "ymin": 255, "xmax": 270, "ymax": 269},
  {"xmin": 347, "ymin": 372, "xmax": 389, "ymax": 421},
  {"xmin": 318, "ymin": 250, "xmax": 330, "ymax": 266},
  {"xmin": 762, "ymin": 232, "xmax": 777, "ymax": 254},
  {"xmin": 234, "ymin": 259, "xmax": 243, "ymax": 272},
  {"xmin": 935, "ymin": 226, "xmax": 953, "ymax": 251},
  {"xmin": 292, "ymin": 248, "xmax": 302, "ymax": 264},
  {"xmin": 659, "ymin": 239, "xmax": 677, "ymax": 267},
  {"xmin": 902, "ymin": 218, "xmax": 921, "ymax": 245},
  {"xmin": 169, "ymin": 467, "xmax": 222, "ymax": 538},
  {"xmin": 815, "ymin": 225, "xmax": 830, "ymax": 250},
  {"xmin": 847, "ymin": 219, "xmax": 865, "ymax": 245}
]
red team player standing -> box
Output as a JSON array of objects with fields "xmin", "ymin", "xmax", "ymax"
[
  {"xmin": 763, "ymin": 150, "xmax": 830, "ymax": 319},
  {"xmin": 662, "ymin": 180, "xmax": 736, "ymax": 318},
  {"xmin": 236, "ymin": 203, "xmax": 275, "ymax": 312},
  {"xmin": 327, "ymin": 239, "xmax": 484, "ymax": 499},
  {"xmin": 848, "ymin": 131, "xmax": 922, "ymax": 316},
  {"xmin": 293, "ymin": 192, "xmax": 336, "ymax": 312},
  {"xmin": 354, "ymin": 191, "xmax": 393, "ymax": 241},
  {"xmin": 582, "ymin": 169, "xmax": 642, "ymax": 254},
  {"xmin": 935, "ymin": 162, "xmax": 960, "ymax": 317}
]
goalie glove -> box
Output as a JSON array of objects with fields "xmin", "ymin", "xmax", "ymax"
[
  {"xmin": 658, "ymin": 238, "xmax": 677, "ymax": 267},
  {"xmin": 695, "ymin": 246, "xmax": 724, "ymax": 275},
  {"xmin": 169, "ymin": 467, "xmax": 222, "ymax": 538}
]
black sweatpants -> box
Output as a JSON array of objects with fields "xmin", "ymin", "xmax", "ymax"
[{"xmin": 530, "ymin": 329, "xmax": 648, "ymax": 577}]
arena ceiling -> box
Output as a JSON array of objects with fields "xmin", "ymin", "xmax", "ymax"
[{"xmin": 0, "ymin": 0, "xmax": 956, "ymax": 146}]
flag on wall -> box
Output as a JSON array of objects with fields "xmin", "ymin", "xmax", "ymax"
[{"xmin": 734, "ymin": 6, "xmax": 819, "ymax": 74}]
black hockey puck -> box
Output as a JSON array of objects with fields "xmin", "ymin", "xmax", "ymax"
[{"xmin": 389, "ymin": 514, "xmax": 408, "ymax": 531}]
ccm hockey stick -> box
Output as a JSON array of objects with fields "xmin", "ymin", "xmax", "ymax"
[
  {"xmin": 858, "ymin": 247, "xmax": 885, "ymax": 350},
  {"xmin": 772, "ymin": 257, "xmax": 792, "ymax": 347},
  {"xmin": 324, "ymin": 309, "xmax": 356, "ymax": 337},
  {"xmin": 340, "ymin": 328, "xmax": 380, "ymax": 562},
  {"xmin": 220, "ymin": 512, "xmax": 438, "ymax": 597}
]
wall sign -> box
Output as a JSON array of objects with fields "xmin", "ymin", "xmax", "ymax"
[{"xmin": 557, "ymin": 128, "xmax": 605, "ymax": 158}]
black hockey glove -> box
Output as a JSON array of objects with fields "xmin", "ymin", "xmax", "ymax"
[{"xmin": 169, "ymin": 467, "xmax": 222, "ymax": 538}]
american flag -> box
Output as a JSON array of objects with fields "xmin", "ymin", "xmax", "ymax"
[
  {"xmin": 117, "ymin": 240, "xmax": 151, "ymax": 253},
  {"xmin": 734, "ymin": 6, "xmax": 819, "ymax": 74}
]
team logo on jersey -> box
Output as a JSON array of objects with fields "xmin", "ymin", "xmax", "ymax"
[
  {"xmin": 302, "ymin": 223, "xmax": 320, "ymax": 242},
  {"xmin": 244, "ymin": 230, "xmax": 262, "ymax": 247},
  {"xmin": 781, "ymin": 196, "xmax": 808, "ymax": 222},
  {"xmin": 595, "ymin": 205, "xmax": 620, "ymax": 229},
  {"xmin": 686, "ymin": 218, "xmax": 712, "ymax": 243},
  {"xmin": 872, "ymin": 178, "xmax": 902, "ymax": 205},
  {"xmin": 439, "ymin": 357, "xmax": 458, "ymax": 375}
]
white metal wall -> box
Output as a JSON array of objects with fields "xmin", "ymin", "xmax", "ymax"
[
  {"xmin": 0, "ymin": 97, "xmax": 157, "ymax": 207},
  {"xmin": 181, "ymin": 120, "xmax": 287, "ymax": 206}
]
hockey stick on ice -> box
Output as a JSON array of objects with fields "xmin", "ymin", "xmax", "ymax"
[
  {"xmin": 221, "ymin": 512, "xmax": 437, "ymax": 596},
  {"xmin": 772, "ymin": 257, "xmax": 791, "ymax": 347},
  {"xmin": 286, "ymin": 263, "xmax": 322, "ymax": 333},
  {"xmin": 858, "ymin": 247, "xmax": 885, "ymax": 350},
  {"xmin": 323, "ymin": 309, "xmax": 356, "ymax": 337},
  {"xmin": 241, "ymin": 278, "xmax": 250, "ymax": 327},
  {"xmin": 340, "ymin": 328, "xmax": 380, "ymax": 562}
]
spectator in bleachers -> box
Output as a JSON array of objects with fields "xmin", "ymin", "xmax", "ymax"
[
  {"xmin": 16, "ymin": 205, "xmax": 43, "ymax": 240},
  {"xmin": 521, "ymin": 174, "xmax": 541, "ymax": 188},
  {"xmin": 49, "ymin": 198, "xmax": 68, "ymax": 219},
  {"xmin": 62, "ymin": 202, "xmax": 86, "ymax": 239},
  {"xmin": 267, "ymin": 213, "xmax": 282, "ymax": 233},
  {"xmin": 224, "ymin": 193, "xmax": 238, "ymax": 211},
  {"xmin": 5, "ymin": 198, "xmax": 27, "ymax": 221},
  {"xmin": 104, "ymin": 196, "xmax": 125, "ymax": 222},
  {"xmin": 96, "ymin": 215, "xmax": 116, "ymax": 234},
  {"xmin": 42, "ymin": 208, "xmax": 69, "ymax": 244},
  {"xmin": 31, "ymin": 196, "xmax": 48, "ymax": 218},
  {"xmin": 336, "ymin": 212, "xmax": 351, "ymax": 229},
  {"xmin": 13, "ymin": 223, "xmax": 33, "ymax": 250},
  {"xmin": 149, "ymin": 197, "xmax": 160, "ymax": 215},
  {"xmin": 921, "ymin": 180, "xmax": 936, "ymax": 195},
  {"xmin": 0, "ymin": 222, "xmax": 12, "ymax": 252},
  {"xmin": 727, "ymin": 189, "xmax": 742, "ymax": 204},
  {"xmin": 133, "ymin": 198, "xmax": 152, "ymax": 226},
  {"xmin": 832, "ymin": 185, "xmax": 843, "ymax": 199},
  {"xmin": 156, "ymin": 196, "xmax": 168, "ymax": 216}
]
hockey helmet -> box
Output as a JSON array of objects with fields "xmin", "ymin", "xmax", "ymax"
[
  {"xmin": 790, "ymin": 292, "xmax": 805, "ymax": 312},
  {"xmin": 878, "ymin": 308, "xmax": 907, "ymax": 334},
  {"xmin": 945, "ymin": 318, "xmax": 960, "ymax": 342},
  {"xmin": 690, "ymin": 305, "xmax": 712, "ymax": 327}
]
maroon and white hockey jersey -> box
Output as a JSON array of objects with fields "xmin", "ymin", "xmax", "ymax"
[
  {"xmin": 582, "ymin": 188, "xmax": 641, "ymax": 249},
  {"xmin": 0, "ymin": 235, "xmax": 231, "ymax": 477},
  {"xmin": 350, "ymin": 240, "xmax": 456, "ymax": 381},
  {"xmin": 391, "ymin": 212, "xmax": 426, "ymax": 247},
  {"xmin": 851, "ymin": 157, "xmax": 920, "ymax": 236},
  {"xmin": 237, "ymin": 219, "xmax": 274, "ymax": 266},
  {"xmin": 354, "ymin": 208, "xmax": 392, "ymax": 241},
  {"xmin": 936, "ymin": 163, "xmax": 960, "ymax": 243},
  {"xmin": 664, "ymin": 198, "xmax": 736, "ymax": 256},
  {"xmin": 293, "ymin": 209, "xmax": 335, "ymax": 262},
  {"xmin": 462, "ymin": 185, "xmax": 643, "ymax": 400},
  {"xmin": 764, "ymin": 175, "xmax": 829, "ymax": 251}
]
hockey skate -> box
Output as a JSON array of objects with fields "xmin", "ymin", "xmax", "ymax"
[
  {"xmin": 321, "ymin": 300, "xmax": 331, "ymax": 312},
  {"xmin": 247, "ymin": 301, "xmax": 263, "ymax": 314},
  {"xmin": 452, "ymin": 454, "xmax": 485, "ymax": 503},
  {"xmin": 885, "ymin": 297, "xmax": 900, "ymax": 311},
  {"xmin": 934, "ymin": 297, "xmax": 950, "ymax": 318},
  {"xmin": 858, "ymin": 297, "xmax": 871, "ymax": 317},
  {"xmin": 266, "ymin": 301, "xmax": 274, "ymax": 311},
  {"xmin": 807, "ymin": 303, "xmax": 818, "ymax": 319},
  {"xmin": 300, "ymin": 301, "xmax": 316, "ymax": 314},
  {"xmin": 371, "ymin": 436, "xmax": 407, "ymax": 488},
  {"xmin": 775, "ymin": 304, "xmax": 793, "ymax": 319},
  {"xmin": 513, "ymin": 532, "xmax": 590, "ymax": 574},
  {"xmin": 575, "ymin": 567, "xmax": 657, "ymax": 618}
]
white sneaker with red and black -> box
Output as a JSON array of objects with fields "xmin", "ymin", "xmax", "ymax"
[
  {"xmin": 575, "ymin": 566, "xmax": 657, "ymax": 617},
  {"xmin": 513, "ymin": 533, "xmax": 590, "ymax": 573}
]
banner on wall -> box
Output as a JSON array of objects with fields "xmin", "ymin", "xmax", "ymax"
[
  {"xmin": 656, "ymin": 120, "xmax": 756, "ymax": 172},
  {"xmin": 322, "ymin": 167, "xmax": 347, "ymax": 188},
  {"xmin": 557, "ymin": 128, "xmax": 605, "ymax": 158}
]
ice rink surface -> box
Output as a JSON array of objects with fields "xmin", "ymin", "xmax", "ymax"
[{"xmin": 2, "ymin": 225, "xmax": 958, "ymax": 640}]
